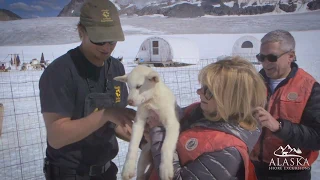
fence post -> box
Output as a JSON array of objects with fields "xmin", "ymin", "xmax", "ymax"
[{"xmin": 0, "ymin": 103, "xmax": 3, "ymax": 136}]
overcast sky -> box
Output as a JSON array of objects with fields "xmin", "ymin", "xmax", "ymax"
[{"xmin": 0, "ymin": 0, "xmax": 70, "ymax": 18}]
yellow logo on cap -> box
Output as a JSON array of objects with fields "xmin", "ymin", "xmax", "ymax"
[
  {"xmin": 101, "ymin": 9, "xmax": 113, "ymax": 22},
  {"xmin": 115, "ymin": 86, "xmax": 121, "ymax": 103}
]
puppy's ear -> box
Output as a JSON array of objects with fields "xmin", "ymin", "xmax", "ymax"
[
  {"xmin": 114, "ymin": 74, "xmax": 128, "ymax": 82},
  {"xmin": 147, "ymin": 71, "xmax": 160, "ymax": 83}
]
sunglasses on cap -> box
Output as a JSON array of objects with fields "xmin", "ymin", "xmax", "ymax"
[
  {"xmin": 201, "ymin": 85, "xmax": 213, "ymax": 100},
  {"xmin": 256, "ymin": 51, "xmax": 291, "ymax": 63},
  {"xmin": 90, "ymin": 40, "xmax": 117, "ymax": 46}
]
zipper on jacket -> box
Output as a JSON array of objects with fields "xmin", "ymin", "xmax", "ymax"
[
  {"xmin": 258, "ymin": 128, "xmax": 266, "ymax": 162},
  {"xmin": 258, "ymin": 85, "xmax": 272, "ymax": 163}
]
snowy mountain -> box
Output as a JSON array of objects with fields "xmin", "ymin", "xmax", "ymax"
[
  {"xmin": 58, "ymin": 0, "xmax": 86, "ymax": 17},
  {"xmin": 1, "ymin": 10, "xmax": 320, "ymax": 46},
  {"xmin": 58, "ymin": 0, "xmax": 320, "ymax": 17},
  {"xmin": 274, "ymin": 145, "xmax": 302, "ymax": 157},
  {"xmin": 0, "ymin": 9, "xmax": 22, "ymax": 21}
]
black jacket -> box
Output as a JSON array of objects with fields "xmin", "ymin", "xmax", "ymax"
[
  {"xmin": 150, "ymin": 105, "xmax": 261, "ymax": 180},
  {"xmin": 39, "ymin": 47, "xmax": 128, "ymax": 170},
  {"xmin": 260, "ymin": 63, "xmax": 320, "ymax": 151}
]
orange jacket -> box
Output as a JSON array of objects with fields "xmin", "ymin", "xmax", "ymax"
[
  {"xmin": 177, "ymin": 127, "xmax": 257, "ymax": 180},
  {"xmin": 149, "ymin": 103, "xmax": 257, "ymax": 180},
  {"xmin": 250, "ymin": 68, "xmax": 318, "ymax": 166}
]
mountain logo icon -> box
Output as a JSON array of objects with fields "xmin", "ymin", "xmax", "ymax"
[{"xmin": 274, "ymin": 145, "xmax": 303, "ymax": 158}]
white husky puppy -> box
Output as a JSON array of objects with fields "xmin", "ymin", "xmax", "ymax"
[{"xmin": 114, "ymin": 65, "xmax": 180, "ymax": 180}]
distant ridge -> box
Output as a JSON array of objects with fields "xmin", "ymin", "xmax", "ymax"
[
  {"xmin": 58, "ymin": 0, "xmax": 86, "ymax": 17},
  {"xmin": 57, "ymin": 0, "xmax": 320, "ymax": 18},
  {"xmin": 0, "ymin": 9, "xmax": 22, "ymax": 21}
]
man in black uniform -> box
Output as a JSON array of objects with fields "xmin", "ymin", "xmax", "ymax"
[{"xmin": 39, "ymin": 0, "xmax": 135, "ymax": 179}]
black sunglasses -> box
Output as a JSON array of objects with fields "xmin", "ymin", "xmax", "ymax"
[
  {"xmin": 256, "ymin": 51, "xmax": 290, "ymax": 63},
  {"xmin": 202, "ymin": 85, "xmax": 213, "ymax": 100},
  {"xmin": 90, "ymin": 40, "xmax": 117, "ymax": 46}
]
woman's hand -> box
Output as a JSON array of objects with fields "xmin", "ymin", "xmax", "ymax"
[
  {"xmin": 146, "ymin": 109, "xmax": 162, "ymax": 129},
  {"xmin": 142, "ymin": 110, "xmax": 162, "ymax": 146}
]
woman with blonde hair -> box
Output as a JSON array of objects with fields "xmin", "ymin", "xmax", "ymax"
[{"xmin": 145, "ymin": 56, "xmax": 267, "ymax": 180}]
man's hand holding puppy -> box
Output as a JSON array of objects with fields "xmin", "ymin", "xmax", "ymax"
[{"xmin": 103, "ymin": 107, "xmax": 136, "ymax": 141}]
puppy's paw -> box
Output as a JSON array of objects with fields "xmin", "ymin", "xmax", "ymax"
[
  {"xmin": 159, "ymin": 162, "xmax": 174, "ymax": 180},
  {"xmin": 122, "ymin": 162, "xmax": 136, "ymax": 180}
]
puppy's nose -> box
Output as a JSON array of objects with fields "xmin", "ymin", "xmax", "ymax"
[{"xmin": 127, "ymin": 99, "xmax": 134, "ymax": 106}]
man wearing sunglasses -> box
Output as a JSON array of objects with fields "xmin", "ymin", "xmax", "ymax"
[
  {"xmin": 39, "ymin": 0, "xmax": 135, "ymax": 179},
  {"xmin": 250, "ymin": 30, "xmax": 320, "ymax": 180}
]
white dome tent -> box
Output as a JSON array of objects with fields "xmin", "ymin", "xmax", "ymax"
[
  {"xmin": 30, "ymin": 59, "xmax": 40, "ymax": 65},
  {"xmin": 135, "ymin": 36, "xmax": 200, "ymax": 67},
  {"xmin": 232, "ymin": 36, "xmax": 260, "ymax": 64}
]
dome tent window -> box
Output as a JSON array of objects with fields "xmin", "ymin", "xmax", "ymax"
[
  {"xmin": 232, "ymin": 36, "xmax": 261, "ymax": 68},
  {"xmin": 241, "ymin": 41, "xmax": 254, "ymax": 48},
  {"xmin": 152, "ymin": 41, "xmax": 159, "ymax": 55}
]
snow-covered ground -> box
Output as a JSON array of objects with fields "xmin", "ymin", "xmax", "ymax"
[
  {"xmin": 0, "ymin": 12, "xmax": 320, "ymax": 180},
  {"xmin": 1, "ymin": 31, "xmax": 319, "ymax": 81}
]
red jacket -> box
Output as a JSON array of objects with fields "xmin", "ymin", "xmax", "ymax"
[
  {"xmin": 250, "ymin": 68, "xmax": 319, "ymax": 167},
  {"xmin": 149, "ymin": 103, "xmax": 259, "ymax": 180}
]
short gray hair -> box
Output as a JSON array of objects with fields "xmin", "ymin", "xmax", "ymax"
[{"xmin": 261, "ymin": 30, "xmax": 295, "ymax": 52}]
